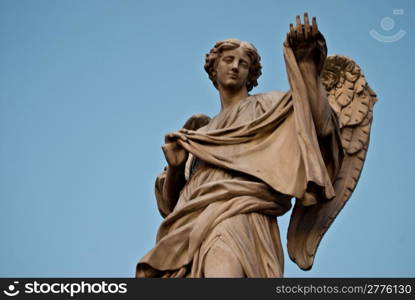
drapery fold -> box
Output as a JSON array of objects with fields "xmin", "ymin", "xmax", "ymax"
[{"xmin": 136, "ymin": 46, "xmax": 342, "ymax": 277}]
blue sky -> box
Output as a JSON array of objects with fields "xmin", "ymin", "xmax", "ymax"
[{"xmin": 1, "ymin": 0, "xmax": 414, "ymax": 277}]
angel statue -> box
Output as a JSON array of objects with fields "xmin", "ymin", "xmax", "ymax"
[{"xmin": 136, "ymin": 13, "xmax": 377, "ymax": 277}]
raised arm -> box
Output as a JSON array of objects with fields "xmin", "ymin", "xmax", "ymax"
[{"xmin": 285, "ymin": 13, "xmax": 333, "ymax": 136}]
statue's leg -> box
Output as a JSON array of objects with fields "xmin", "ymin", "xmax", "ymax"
[{"xmin": 203, "ymin": 236, "xmax": 245, "ymax": 278}]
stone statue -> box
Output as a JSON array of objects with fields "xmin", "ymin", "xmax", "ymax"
[{"xmin": 136, "ymin": 13, "xmax": 377, "ymax": 277}]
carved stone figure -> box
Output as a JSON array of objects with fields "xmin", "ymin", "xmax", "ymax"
[{"xmin": 136, "ymin": 13, "xmax": 377, "ymax": 277}]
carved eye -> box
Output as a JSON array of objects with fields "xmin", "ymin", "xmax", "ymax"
[
  {"xmin": 240, "ymin": 61, "xmax": 249, "ymax": 68},
  {"xmin": 222, "ymin": 56, "xmax": 233, "ymax": 63}
]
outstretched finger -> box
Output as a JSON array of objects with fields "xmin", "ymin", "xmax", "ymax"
[
  {"xmin": 296, "ymin": 15, "xmax": 303, "ymax": 36},
  {"xmin": 304, "ymin": 12, "xmax": 310, "ymax": 40},
  {"xmin": 312, "ymin": 16, "xmax": 318, "ymax": 36}
]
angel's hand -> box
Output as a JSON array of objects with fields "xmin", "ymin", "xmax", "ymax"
[
  {"xmin": 285, "ymin": 13, "xmax": 327, "ymax": 73},
  {"xmin": 162, "ymin": 132, "xmax": 189, "ymax": 169}
]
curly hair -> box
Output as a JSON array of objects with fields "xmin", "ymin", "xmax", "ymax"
[{"xmin": 204, "ymin": 39, "xmax": 262, "ymax": 92}]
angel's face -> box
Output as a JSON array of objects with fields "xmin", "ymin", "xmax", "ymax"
[{"xmin": 215, "ymin": 47, "xmax": 251, "ymax": 92}]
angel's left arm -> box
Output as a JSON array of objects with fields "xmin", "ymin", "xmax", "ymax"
[
  {"xmin": 287, "ymin": 13, "xmax": 334, "ymax": 136},
  {"xmin": 298, "ymin": 60, "xmax": 333, "ymax": 136}
]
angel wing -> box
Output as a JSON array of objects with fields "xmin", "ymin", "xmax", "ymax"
[
  {"xmin": 287, "ymin": 55, "xmax": 378, "ymax": 270},
  {"xmin": 182, "ymin": 113, "xmax": 211, "ymax": 131}
]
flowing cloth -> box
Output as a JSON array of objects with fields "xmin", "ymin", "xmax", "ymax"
[{"xmin": 136, "ymin": 46, "xmax": 343, "ymax": 277}]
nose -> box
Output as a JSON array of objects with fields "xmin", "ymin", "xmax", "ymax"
[{"xmin": 230, "ymin": 60, "xmax": 239, "ymax": 73}]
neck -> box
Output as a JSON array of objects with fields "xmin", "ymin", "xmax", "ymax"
[{"xmin": 218, "ymin": 86, "xmax": 249, "ymax": 111}]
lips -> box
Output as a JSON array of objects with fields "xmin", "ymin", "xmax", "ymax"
[{"xmin": 228, "ymin": 73, "xmax": 238, "ymax": 79}]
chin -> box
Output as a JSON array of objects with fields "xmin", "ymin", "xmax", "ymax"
[{"xmin": 224, "ymin": 82, "xmax": 244, "ymax": 91}]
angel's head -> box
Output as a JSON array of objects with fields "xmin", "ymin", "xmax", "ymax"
[{"xmin": 204, "ymin": 39, "xmax": 262, "ymax": 92}]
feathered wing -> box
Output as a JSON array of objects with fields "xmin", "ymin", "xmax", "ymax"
[
  {"xmin": 287, "ymin": 55, "xmax": 378, "ymax": 270},
  {"xmin": 182, "ymin": 113, "xmax": 211, "ymax": 131}
]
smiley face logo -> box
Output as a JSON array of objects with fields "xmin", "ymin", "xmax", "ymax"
[
  {"xmin": 3, "ymin": 281, "xmax": 20, "ymax": 297},
  {"xmin": 370, "ymin": 9, "xmax": 406, "ymax": 43}
]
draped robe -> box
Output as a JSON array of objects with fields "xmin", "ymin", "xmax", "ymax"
[{"xmin": 136, "ymin": 46, "xmax": 343, "ymax": 277}]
